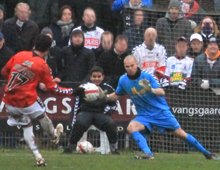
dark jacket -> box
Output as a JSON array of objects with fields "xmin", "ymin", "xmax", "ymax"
[
  {"xmin": 191, "ymin": 52, "xmax": 220, "ymax": 88},
  {"xmin": 2, "ymin": 17, "xmax": 38, "ymax": 53},
  {"xmin": 98, "ymin": 48, "xmax": 128, "ymax": 88},
  {"xmin": 0, "ymin": 45, "xmax": 14, "ymax": 80},
  {"xmin": 74, "ymin": 82, "xmax": 117, "ymax": 115},
  {"xmin": 123, "ymin": 25, "xmax": 145, "ymax": 53},
  {"xmin": 57, "ymin": 46, "xmax": 95, "ymax": 82},
  {"xmin": 46, "ymin": 43, "xmax": 61, "ymax": 78},
  {"xmin": 49, "ymin": 23, "xmax": 72, "ymax": 49},
  {"xmin": 19, "ymin": 0, "xmax": 58, "ymax": 29}
]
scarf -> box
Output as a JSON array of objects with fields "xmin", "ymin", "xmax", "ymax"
[
  {"xmin": 205, "ymin": 49, "xmax": 220, "ymax": 60},
  {"xmin": 56, "ymin": 20, "xmax": 74, "ymax": 38}
]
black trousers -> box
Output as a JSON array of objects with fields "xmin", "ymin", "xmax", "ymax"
[{"xmin": 69, "ymin": 111, "xmax": 118, "ymax": 145}]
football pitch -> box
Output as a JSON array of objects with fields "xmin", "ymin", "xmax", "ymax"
[{"xmin": 1, "ymin": 149, "xmax": 220, "ymax": 170}]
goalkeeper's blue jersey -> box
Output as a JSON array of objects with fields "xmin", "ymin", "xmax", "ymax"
[{"xmin": 116, "ymin": 71, "xmax": 170, "ymax": 116}]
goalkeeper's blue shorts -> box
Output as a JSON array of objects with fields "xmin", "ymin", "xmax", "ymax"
[{"xmin": 132, "ymin": 110, "xmax": 180, "ymax": 134}]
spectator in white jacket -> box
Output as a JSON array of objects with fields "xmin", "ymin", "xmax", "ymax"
[{"xmin": 162, "ymin": 36, "xmax": 194, "ymax": 90}]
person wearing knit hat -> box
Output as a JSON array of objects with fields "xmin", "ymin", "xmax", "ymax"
[
  {"xmin": 41, "ymin": 27, "xmax": 53, "ymax": 39},
  {"xmin": 156, "ymin": 0, "xmax": 192, "ymax": 56}
]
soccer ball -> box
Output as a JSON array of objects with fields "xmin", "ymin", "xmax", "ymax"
[
  {"xmin": 82, "ymin": 83, "xmax": 99, "ymax": 102},
  {"xmin": 76, "ymin": 141, "xmax": 94, "ymax": 154}
]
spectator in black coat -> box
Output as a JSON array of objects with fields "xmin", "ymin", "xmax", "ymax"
[
  {"xmin": 0, "ymin": 32, "xmax": 14, "ymax": 80},
  {"xmin": 40, "ymin": 27, "xmax": 61, "ymax": 78},
  {"xmin": 98, "ymin": 35, "xmax": 129, "ymax": 88},
  {"xmin": 123, "ymin": 9, "xmax": 146, "ymax": 53},
  {"xmin": 2, "ymin": 3, "xmax": 38, "ymax": 53},
  {"xmin": 55, "ymin": 30, "xmax": 95, "ymax": 82},
  {"xmin": 50, "ymin": 5, "xmax": 75, "ymax": 49},
  {"xmin": 94, "ymin": 31, "xmax": 114, "ymax": 62}
]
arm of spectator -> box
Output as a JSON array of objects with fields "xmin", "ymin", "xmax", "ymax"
[
  {"xmin": 112, "ymin": 0, "xmax": 129, "ymax": 11},
  {"xmin": 209, "ymin": 79, "xmax": 220, "ymax": 88},
  {"xmin": 104, "ymin": 84, "xmax": 117, "ymax": 115}
]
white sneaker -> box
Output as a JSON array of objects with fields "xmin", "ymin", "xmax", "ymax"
[
  {"xmin": 51, "ymin": 123, "xmax": 63, "ymax": 144},
  {"xmin": 35, "ymin": 153, "xmax": 47, "ymax": 166}
]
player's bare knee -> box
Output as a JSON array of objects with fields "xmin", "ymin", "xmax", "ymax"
[
  {"xmin": 127, "ymin": 123, "xmax": 140, "ymax": 133},
  {"xmin": 173, "ymin": 128, "xmax": 187, "ymax": 139}
]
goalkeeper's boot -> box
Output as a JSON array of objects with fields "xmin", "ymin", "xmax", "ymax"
[
  {"xmin": 51, "ymin": 123, "xmax": 63, "ymax": 144},
  {"xmin": 205, "ymin": 153, "xmax": 220, "ymax": 160},
  {"xmin": 35, "ymin": 153, "xmax": 47, "ymax": 166},
  {"xmin": 135, "ymin": 153, "xmax": 155, "ymax": 160}
]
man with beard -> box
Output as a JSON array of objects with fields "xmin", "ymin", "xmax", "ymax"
[{"xmin": 55, "ymin": 30, "xmax": 95, "ymax": 82}]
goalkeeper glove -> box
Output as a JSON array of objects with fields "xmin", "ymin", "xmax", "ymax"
[
  {"xmin": 201, "ymin": 79, "xmax": 209, "ymax": 90},
  {"xmin": 98, "ymin": 87, "xmax": 109, "ymax": 101},
  {"xmin": 139, "ymin": 79, "xmax": 155, "ymax": 94},
  {"xmin": 178, "ymin": 80, "xmax": 187, "ymax": 90}
]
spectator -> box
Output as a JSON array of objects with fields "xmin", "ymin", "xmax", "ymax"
[
  {"xmin": 132, "ymin": 27, "xmax": 167, "ymax": 79},
  {"xmin": 50, "ymin": 5, "xmax": 75, "ymax": 49},
  {"xmin": 188, "ymin": 33, "xmax": 204, "ymax": 58},
  {"xmin": 112, "ymin": 0, "xmax": 152, "ymax": 11},
  {"xmin": 59, "ymin": 0, "xmax": 113, "ymax": 31},
  {"xmin": 156, "ymin": 0, "xmax": 192, "ymax": 56},
  {"xmin": 162, "ymin": 37, "xmax": 193, "ymax": 90},
  {"xmin": 194, "ymin": 16, "xmax": 220, "ymax": 49},
  {"xmin": 214, "ymin": 0, "xmax": 220, "ymax": 12},
  {"xmin": 19, "ymin": 0, "xmax": 58, "ymax": 30},
  {"xmin": 2, "ymin": 3, "xmax": 38, "ymax": 53},
  {"xmin": 191, "ymin": 36, "xmax": 220, "ymax": 93},
  {"xmin": 55, "ymin": 30, "xmax": 95, "ymax": 82},
  {"xmin": 98, "ymin": 35, "xmax": 129, "ymax": 88},
  {"xmin": 94, "ymin": 31, "xmax": 114, "ymax": 62},
  {"xmin": 40, "ymin": 27, "xmax": 61, "ymax": 78},
  {"xmin": 123, "ymin": 10, "xmax": 146, "ymax": 53},
  {"xmin": 64, "ymin": 66, "xmax": 119, "ymax": 154},
  {"xmin": 0, "ymin": 31, "xmax": 14, "ymax": 80},
  {"xmin": 0, "ymin": 4, "xmax": 4, "ymax": 31},
  {"xmin": 112, "ymin": 1, "xmax": 149, "ymax": 35},
  {"xmin": 181, "ymin": 0, "xmax": 205, "ymax": 25},
  {"xmin": 70, "ymin": 7, "xmax": 104, "ymax": 50}
]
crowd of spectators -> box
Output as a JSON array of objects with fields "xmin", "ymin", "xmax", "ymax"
[{"xmin": 0, "ymin": 0, "xmax": 220, "ymax": 95}]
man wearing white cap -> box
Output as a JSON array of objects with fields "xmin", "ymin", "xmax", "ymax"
[{"xmin": 188, "ymin": 33, "xmax": 204, "ymax": 58}]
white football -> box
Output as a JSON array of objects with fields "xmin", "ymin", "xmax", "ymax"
[
  {"xmin": 76, "ymin": 141, "xmax": 94, "ymax": 154},
  {"xmin": 82, "ymin": 83, "xmax": 99, "ymax": 102}
]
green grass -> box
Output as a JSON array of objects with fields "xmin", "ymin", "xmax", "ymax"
[{"xmin": 0, "ymin": 149, "xmax": 220, "ymax": 170}]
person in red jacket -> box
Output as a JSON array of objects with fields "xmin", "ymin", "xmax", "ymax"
[{"xmin": 1, "ymin": 34, "xmax": 84, "ymax": 166}]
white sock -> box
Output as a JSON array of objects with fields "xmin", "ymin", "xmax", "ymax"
[
  {"xmin": 38, "ymin": 115, "xmax": 55, "ymax": 137},
  {"xmin": 23, "ymin": 126, "xmax": 39, "ymax": 155}
]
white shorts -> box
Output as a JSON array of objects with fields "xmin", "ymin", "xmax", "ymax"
[{"xmin": 5, "ymin": 98, "xmax": 46, "ymax": 126}]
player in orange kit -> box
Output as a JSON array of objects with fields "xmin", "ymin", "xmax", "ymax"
[{"xmin": 1, "ymin": 34, "xmax": 84, "ymax": 166}]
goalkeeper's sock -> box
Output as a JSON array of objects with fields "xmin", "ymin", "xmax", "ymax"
[
  {"xmin": 132, "ymin": 131, "xmax": 153, "ymax": 155},
  {"xmin": 185, "ymin": 133, "xmax": 210, "ymax": 156},
  {"xmin": 23, "ymin": 126, "xmax": 39, "ymax": 155}
]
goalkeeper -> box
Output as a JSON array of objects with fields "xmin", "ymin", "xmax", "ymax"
[
  {"xmin": 99, "ymin": 55, "xmax": 219, "ymax": 160},
  {"xmin": 64, "ymin": 66, "xmax": 119, "ymax": 154}
]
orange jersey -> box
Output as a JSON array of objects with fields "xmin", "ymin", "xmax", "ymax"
[{"xmin": 2, "ymin": 51, "xmax": 73, "ymax": 108}]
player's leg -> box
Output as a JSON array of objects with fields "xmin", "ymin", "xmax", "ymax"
[
  {"xmin": 127, "ymin": 119, "xmax": 154, "ymax": 159},
  {"xmin": 173, "ymin": 128, "xmax": 220, "ymax": 160},
  {"xmin": 22, "ymin": 123, "xmax": 46, "ymax": 166},
  {"xmin": 36, "ymin": 113, "xmax": 63, "ymax": 144},
  {"xmin": 93, "ymin": 113, "xmax": 119, "ymax": 154},
  {"xmin": 64, "ymin": 111, "xmax": 93, "ymax": 153}
]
